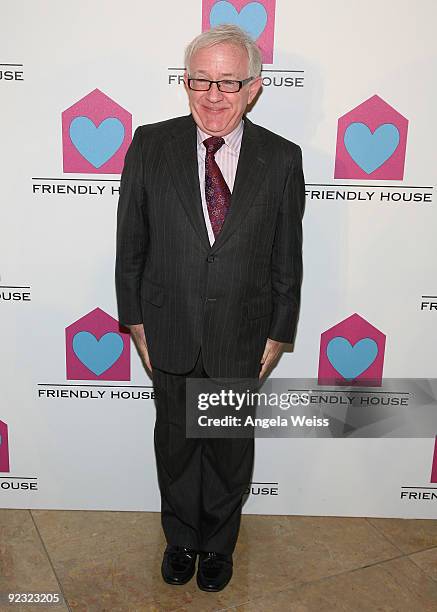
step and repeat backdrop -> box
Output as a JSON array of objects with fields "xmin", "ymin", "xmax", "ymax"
[{"xmin": 1, "ymin": 1, "xmax": 436, "ymax": 517}]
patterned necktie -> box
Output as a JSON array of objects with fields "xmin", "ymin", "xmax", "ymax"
[{"xmin": 203, "ymin": 136, "xmax": 231, "ymax": 238}]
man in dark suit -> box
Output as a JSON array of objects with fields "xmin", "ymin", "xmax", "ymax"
[{"xmin": 115, "ymin": 24, "xmax": 305, "ymax": 592}]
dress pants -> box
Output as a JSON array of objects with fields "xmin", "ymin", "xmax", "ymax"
[{"xmin": 152, "ymin": 348, "xmax": 255, "ymax": 555}]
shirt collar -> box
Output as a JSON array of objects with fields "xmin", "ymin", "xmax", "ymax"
[{"xmin": 196, "ymin": 119, "xmax": 244, "ymax": 154}]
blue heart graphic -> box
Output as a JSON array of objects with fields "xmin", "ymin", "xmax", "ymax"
[
  {"xmin": 210, "ymin": 1, "xmax": 267, "ymax": 40},
  {"xmin": 69, "ymin": 116, "xmax": 125, "ymax": 168},
  {"xmin": 326, "ymin": 336, "xmax": 378, "ymax": 381},
  {"xmin": 344, "ymin": 122, "xmax": 400, "ymax": 174},
  {"xmin": 73, "ymin": 331, "xmax": 124, "ymax": 376}
]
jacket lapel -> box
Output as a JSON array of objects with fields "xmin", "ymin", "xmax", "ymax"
[
  {"xmin": 163, "ymin": 115, "xmax": 211, "ymax": 250},
  {"xmin": 209, "ymin": 116, "xmax": 268, "ymax": 254},
  {"xmin": 163, "ymin": 114, "xmax": 268, "ymax": 254}
]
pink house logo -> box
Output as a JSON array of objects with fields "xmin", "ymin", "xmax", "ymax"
[
  {"xmin": 62, "ymin": 89, "xmax": 132, "ymax": 174},
  {"xmin": 66, "ymin": 308, "xmax": 130, "ymax": 381},
  {"xmin": 334, "ymin": 95, "xmax": 408, "ymax": 180},
  {"xmin": 0, "ymin": 420, "xmax": 10, "ymax": 472},
  {"xmin": 202, "ymin": 0, "xmax": 276, "ymax": 64},
  {"xmin": 318, "ymin": 313, "xmax": 386, "ymax": 386},
  {"xmin": 431, "ymin": 437, "xmax": 437, "ymax": 483}
]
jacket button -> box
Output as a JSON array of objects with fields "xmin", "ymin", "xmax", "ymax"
[{"xmin": 206, "ymin": 255, "xmax": 215, "ymax": 263}]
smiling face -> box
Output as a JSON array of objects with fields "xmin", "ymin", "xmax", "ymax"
[{"xmin": 184, "ymin": 42, "xmax": 262, "ymax": 137}]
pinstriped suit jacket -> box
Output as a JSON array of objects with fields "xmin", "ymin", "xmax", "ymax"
[{"xmin": 115, "ymin": 114, "xmax": 305, "ymax": 378}]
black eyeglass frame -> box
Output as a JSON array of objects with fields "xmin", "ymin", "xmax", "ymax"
[{"xmin": 187, "ymin": 76, "xmax": 254, "ymax": 92}]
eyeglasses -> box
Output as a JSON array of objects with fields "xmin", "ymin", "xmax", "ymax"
[{"xmin": 187, "ymin": 77, "xmax": 254, "ymax": 93}]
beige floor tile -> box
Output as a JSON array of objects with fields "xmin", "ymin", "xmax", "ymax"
[
  {"xmin": 40, "ymin": 543, "xmax": 245, "ymax": 612},
  {"xmin": 409, "ymin": 546, "xmax": 437, "ymax": 582},
  {"xmin": 234, "ymin": 556, "xmax": 437, "ymax": 612},
  {"xmin": 29, "ymin": 510, "xmax": 403, "ymax": 611},
  {"xmin": 3, "ymin": 509, "xmax": 436, "ymax": 611},
  {"xmin": 232, "ymin": 514, "xmax": 400, "ymax": 588},
  {"xmin": 367, "ymin": 517, "xmax": 437, "ymax": 554},
  {"xmin": 0, "ymin": 509, "xmax": 68, "ymax": 611},
  {"xmin": 30, "ymin": 510, "xmax": 236, "ymax": 611},
  {"xmin": 31, "ymin": 509, "xmax": 164, "ymax": 563}
]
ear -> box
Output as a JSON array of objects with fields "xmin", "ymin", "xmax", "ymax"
[
  {"xmin": 247, "ymin": 76, "xmax": 262, "ymax": 104},
  {"xmin": 183, "ymin": 70, "xmax": 189, "ymax": 93}
]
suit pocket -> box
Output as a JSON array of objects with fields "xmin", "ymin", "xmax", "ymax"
[
  {"xmin": 141, "ymin": 278, "xmax": 165, "ymax": 307},
  {"xmin": 245, "ymin": 292, "xmax": 272, "ymax": 320}
]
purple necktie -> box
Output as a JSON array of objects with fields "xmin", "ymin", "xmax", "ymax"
[{"xmin": 203, "ymin": 136, "xmax": 231, "ymax": 238}]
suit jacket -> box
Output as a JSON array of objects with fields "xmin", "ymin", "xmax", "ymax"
[{"xmin": 115, "ymin": 113, "xmax": 305, "ymax": 378}]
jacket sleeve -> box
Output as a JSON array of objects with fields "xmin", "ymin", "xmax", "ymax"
[
  {"xmin": 268, "ymin": 144, "xmax": 306, "ymax": 343},
  {"xmin": 115, "ymin": 126, "xmax": 148, "ymax": 325}
]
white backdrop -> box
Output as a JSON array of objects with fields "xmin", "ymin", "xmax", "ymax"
[{"xmin": 1, "ymin": 0, "xmax": 436, "ymax": 518}]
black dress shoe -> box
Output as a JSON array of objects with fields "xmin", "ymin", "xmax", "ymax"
[
  {"xmin": 161, "ymin": 544, "xmax": 197, "ymax": 585},
  {"xmin": 196, "ymin": 551, "xmax": 233, "ymax": 592}
]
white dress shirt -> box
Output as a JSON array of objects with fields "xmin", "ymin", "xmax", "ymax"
[{"xmin": 196, "ymin": 120, "xmax": 244, "ymax": 245}]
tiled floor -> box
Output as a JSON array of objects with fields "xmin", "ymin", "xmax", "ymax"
[{"xmin": 1, "ymin": 510, "xmax": 437, "ymax": 611}]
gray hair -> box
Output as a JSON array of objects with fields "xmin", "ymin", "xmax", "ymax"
[{"xmin": 184, "ymin": 24, "xmax": 262, "ymax": 78}]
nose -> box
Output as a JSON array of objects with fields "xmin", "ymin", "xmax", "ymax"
[{"xmin": 206, "ymin": 82, "xmax": 224, "ymax": 102}]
